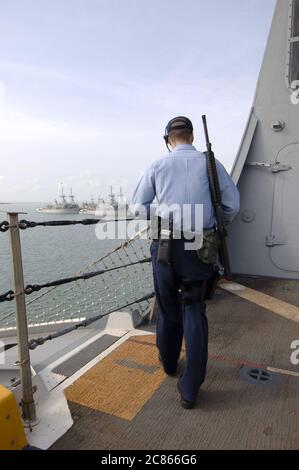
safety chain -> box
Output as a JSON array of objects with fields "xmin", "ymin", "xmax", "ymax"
[
  {"xmin": 24, "ymin": 257, "xmax": 151, "ymax": 294},
  {"xmin": 28, "ymin": 291, "xmax": 155, "ymax": 350},
  {"xmin": 0, "ymin": 257, "xmax": 151, "ymax": 303},
  {"xmin": 0, "ymin": 290, "xmax": 15, "ymax": 303},
  {"xmin": 19, "ymin": 219, "xmax": 101, "ymax": 229},
  {"xmin": 0, "ymin": 218, "xmax": 135, "ymax": 231},
  {"xmin": 0, "ymin": 221, "xmax": 10, "ymax": 233}
]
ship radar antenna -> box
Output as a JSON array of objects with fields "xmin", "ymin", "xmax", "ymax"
[
  {"xmin": 118, "ymin": 186, "xmax": 124, "ymax": 203},
  {"xmin": 68, "ymin": 187, "xmax": 75, "ymax": 204},
  {"xmin": 60, "ymin": 183, "xmax": 67, "ymax": 204},
  {"xmin": 109, "ymin": 186, "xmax": 117, "ymax": 205}
]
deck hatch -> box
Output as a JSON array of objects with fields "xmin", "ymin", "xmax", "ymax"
[{"xmin": 240, "ymin": 367, "xmax": 280, "ymax": 386}]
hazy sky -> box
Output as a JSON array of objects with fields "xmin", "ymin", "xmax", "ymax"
[{"xmin": 0, "ymin": 0, "xmax": 276, "ymax": 203}]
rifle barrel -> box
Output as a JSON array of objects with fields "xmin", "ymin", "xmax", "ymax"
[
  {"xmin": 202, "ymin": 115, "xmax": 210, "ymax": 150},
  {"xmin": 202, "ymin": 115, "xmax": 232, "ymax": 281}
]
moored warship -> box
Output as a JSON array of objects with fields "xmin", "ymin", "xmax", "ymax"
[{"xmin": 37, "ymin": 187, "xmax": 80, "ymax": 215}]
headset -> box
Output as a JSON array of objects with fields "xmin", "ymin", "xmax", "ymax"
[{"xmin": 163, "ymin": 116, "xmax": 193, "ymax": 152}]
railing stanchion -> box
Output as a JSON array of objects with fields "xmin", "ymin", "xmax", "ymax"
[{"xmin": 8, "ymin": 212, "xmax": 36, "ymax": 423}]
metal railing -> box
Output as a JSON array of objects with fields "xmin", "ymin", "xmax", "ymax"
[{"xmin": 0, "ymin": 212, "xmax": 153, "ymax": 423}]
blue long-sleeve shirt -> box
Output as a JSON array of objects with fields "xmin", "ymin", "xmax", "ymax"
[{"xmin": 132, "ymin": 144, "xmax": 240, "ymax": 232}]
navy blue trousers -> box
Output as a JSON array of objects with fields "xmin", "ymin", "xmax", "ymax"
[{"xmin": 151, "ymin": 240, "xmax": 214, "ymax": 402}]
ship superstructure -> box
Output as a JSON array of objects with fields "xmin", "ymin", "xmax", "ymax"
[
  {"xmin": 228, "ymin": 0, "xmax": 299, "ymax": 279},
  {"xmin": 80, "ymin": 196, "xmax": 97, "ymax": 214}
]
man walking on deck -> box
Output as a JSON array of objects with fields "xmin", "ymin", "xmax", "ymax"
[{"xmin": 132, "ymin": 117, "xmax": 239, "ymax": 409}]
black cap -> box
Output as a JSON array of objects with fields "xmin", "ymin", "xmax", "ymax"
[{"xmin": 164, "ymin": 116, "xmax": 193, "ymax": 138}]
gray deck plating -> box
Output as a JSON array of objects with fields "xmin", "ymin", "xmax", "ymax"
[
  {"xmin": 53, "ymin": 334, "xmax": 119, "ymax": 378},
  {"xmin": 52, "ymin": 280, "xmax": 299, "ymax": 450}
]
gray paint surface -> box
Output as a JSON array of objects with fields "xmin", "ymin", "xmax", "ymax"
[{"xmin": 229, "ymin": 0, "xmax": 299, "ymax": 279}]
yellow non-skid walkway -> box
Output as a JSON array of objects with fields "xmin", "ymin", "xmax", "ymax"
[
  {"xmin": 65, "ymin": 335, "xmax": 165, "ymax": 421},
  {"xmin": 220, "ymin": 281, "xmax": 299, "ymax": 323}
]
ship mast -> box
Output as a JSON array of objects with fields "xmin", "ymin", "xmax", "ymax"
[
  {"xmin": 59, "ymin": 184, "xmax": 67, "ymax": 204},
  {"xmin": 68, "ymin": 187, "xmax": 75, "ymax": 205},
  {"xmin": 118, "ymin": 186, "xmax": 124, "ymax": 204},
  {"xmin": 109, "ymin": 186, "xmax": 117, "ymax": 206}
]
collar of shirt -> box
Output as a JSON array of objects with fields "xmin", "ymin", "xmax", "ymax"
[{"xmin": 172, "ymin": 144, "xmax": 197, "ymax": 153}]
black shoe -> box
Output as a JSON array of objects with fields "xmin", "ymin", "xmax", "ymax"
[
  {"xmin": 177, "ymin": 381, "xmax": 196, "ymax": 409},
  {"xmin": 158, "ymin": 354, "xmax": 177, "ymax": 377}
]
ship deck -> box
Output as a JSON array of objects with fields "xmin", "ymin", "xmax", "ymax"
[{"xmin": 51, "ymin": 278, "xmax": 299, "ymax": 450}]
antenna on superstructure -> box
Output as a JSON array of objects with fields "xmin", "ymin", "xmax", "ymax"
[
  {"xmin": 109, "ymin": 186, "xmax": 117, "ymax": 206},
  {"xmin": 60, "ymin": 183, "xmax": 67, "ymax": 204},
  {"xmin": 68, "ymin": 187, "xmax": 75, "ymax": 204},
  {"xmin": 118, "ymin": 186, "xmax": 124, "ymax": 204}
]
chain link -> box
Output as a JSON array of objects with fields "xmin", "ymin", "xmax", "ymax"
[
  {"xmin": 0, "ymin": 290, "xmax": 15, "ymax": 303},
  {"xmin": 0, "ymin": 221, "xmax": 9, "ymax": 233},
  {"xmin": 0, "ymin": 218, "xmax": 103, "ymax": 232},
  {"xmin": 18, "ymin": 218, "xmax": 102, "ymax": 230}
]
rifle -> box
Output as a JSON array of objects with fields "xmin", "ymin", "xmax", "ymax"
[{"xmin": 202, "ymin": 115, "xmax": 232, "ymax": 281}]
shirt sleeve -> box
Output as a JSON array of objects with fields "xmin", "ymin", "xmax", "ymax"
[
  {"xmin": 131, "ymin": 164, "xmax": 156, "ymax": 219},
  {"xmin": 216, "ymin": 161, "xmax": 240, "ymax": 224}
]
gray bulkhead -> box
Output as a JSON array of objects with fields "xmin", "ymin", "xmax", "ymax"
[{"xmin": 229, "ymin": 0, "xmax": 299, "ymax": 279}]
